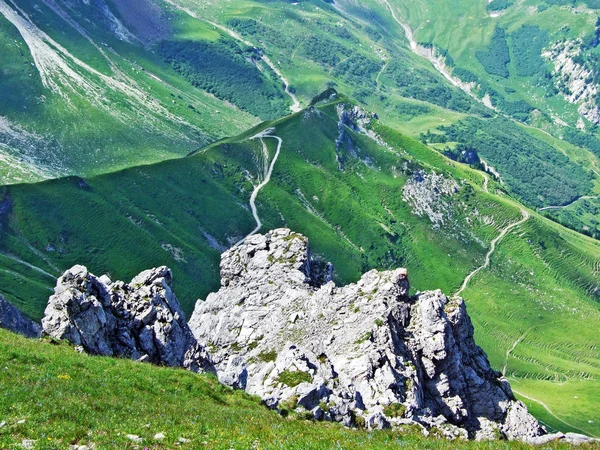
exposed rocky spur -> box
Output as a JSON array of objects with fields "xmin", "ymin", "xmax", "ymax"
[
  {"xmin": 42, "ymin": 265, "xmax": 214, "ymax": 374},
  {"xmin": 189, "ymin": 228, "xmax": 545, "ymax": 441}
]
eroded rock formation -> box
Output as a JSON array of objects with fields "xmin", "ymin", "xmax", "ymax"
[
  {"xmin": 42, "ymin": 265, "xmax": 214, "ymax": 373},
  {"xmin": 189, "ymin": 228, "xmax": 544, "ymax": 440}
]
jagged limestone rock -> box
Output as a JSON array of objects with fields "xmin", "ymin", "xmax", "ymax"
[
  {"xmin": 0, "ymin": 295, "xmax": 41, "ymax": 338},
  {"xmin": 189, "ymin": 228, "xmax": 544, "ymax": 440},
  {"xmin": 42, "ymin": 265, "xmax": 214, "ymax": 374}
]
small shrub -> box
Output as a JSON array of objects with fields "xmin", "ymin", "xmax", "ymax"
[
  {"xmin": 354, "ymin": 331, "xmax": 373, "ymax": 345},
  {"xmin": 383, "ymin": 403, "xmax": 406, "ymax": 418},
  {"xmin": 278, "ymin": 395, "xmax": 299, "ymax": 416},
  {"xmin": 318, "ymin": 401, "xmax": 332, "ymax": 413},
  {"xmin": 350, "ymin": 410, "xmax": 366, "ymax": 428}
]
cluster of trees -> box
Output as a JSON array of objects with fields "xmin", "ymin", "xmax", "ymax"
[
  {"xmin": 439, "ymin": 117, "xmax": 592, "ymax": 207},
  {"xmin": 314, "ymin": 20, "xmax": 359, "ymax": 44},
  {"xmin": 158, "ymin": 39, "xmax": 289, "ymax": 120},
  {"xmin": 301, "ymin": 35, "xmax": 351, "ymax": 67},
  {"xmin": 473, "ymin": 24, "xmax": 549, "ymax": 80},
  {"xmin": 511, "ymin": 26, "xmax": 549, "ymax": 77},
  {"xmin": 333, "ymin": 54, "xmax": 382, "ymax": 90},
  {"xmin": 396, "ymin": 102, "xmax": 432, "ymax": 120},
  {"xmin": 227, "ymin": 18, "xmax": 293, "ymax": 49},
  {"xmin": 387, "ymin": 61, "xmax": 484, "ymax": 114},
  {"xmin": 563, "ymin": 128, "xmax": 600, "ymax": 159},
  {"xmin": 475, "ymin": 27, "xmax": 511, "ymax": 78}
]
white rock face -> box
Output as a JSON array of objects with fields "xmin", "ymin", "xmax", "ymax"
[
  {"xmin": 42, "ymin": 265, "xmax": 214, "ymax": 374},
  {"xmin": 543, "ymin": 40, "xmax": 600, "ymax": 125},
  {"xmin": 189, "ymin": 228, "xmax": 544, "ymax": 440},
  {"xmin": 402, "ymin": 170, "xmax": 459, "ymax": 226}
]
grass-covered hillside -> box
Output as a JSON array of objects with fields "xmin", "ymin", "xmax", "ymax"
[
  {"xmin": 346, "ymin": 0, "xmax": 600, "ymax": 232},
  {"xmin": 182, "ymin": 0, "xmax": 600, "ymax": 233},
  {"xmin": 2, "ymin": 0, "xmax": 600, "ymax": 234},
  {"xmin": 376, "ymin": 0, "xmax": 595, "ymax": 128},
  {"xmin": 1, "ymin": 96, "xmax": 599, "ymax": 437},
  {"xmin": 3, "ymin": 327, "xmax": 592, "ymax": 450},
  {"xmin": 0, "ymin": 0, "xmax": 288, "ymax": 183}
]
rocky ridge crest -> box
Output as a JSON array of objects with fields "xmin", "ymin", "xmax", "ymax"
[
  {"xmin": 42, "ymin": 265, "xmax": 214, "ymax": 373},
  {"xmin": 189, "ymin": 228, "xmax": 544, "ymax": 441}
]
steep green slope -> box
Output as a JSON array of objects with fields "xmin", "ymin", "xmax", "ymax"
[
  {"xmin": 0, "ymin": 97, "xmax": 510, "ymax": 317},
  {"xmin": 1, "ymin": 96, "xmax": 599, "ymax": 436},
  {"xmin": 3, "ymin": 0, "xmax": 599, "ymax": 232},
  {"xmin": 0, "ymin": 0, "xmax": 295, "ymax": 183},
  {"xmin": 2, "ymin": 328, "xmax": 585, "ymax": 450}
]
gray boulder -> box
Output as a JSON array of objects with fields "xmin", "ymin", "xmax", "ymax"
[
  {"xmin": 0, "ymin": 295, "xmax": 41, "ymax": 338},
  {"xmin": 189, "ymin": 228, "xmax": 545, "ymax": 440},
  {"xmin": 42, "ymin": 265, "xmax": 214, "ymax": 374}
]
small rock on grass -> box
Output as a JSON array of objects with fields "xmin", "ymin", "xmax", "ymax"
[{"xmin": 126, "ymin": 434, "xmax": 143, "ymax": 443}]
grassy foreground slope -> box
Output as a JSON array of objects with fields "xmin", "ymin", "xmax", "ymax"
[
  {"xmin": 2, "ymin": 328, "xmax": 591, "ymax": 450},
  {"xmin": 0, "ymin": 96, "xmax": 599, "ymax": 436}
]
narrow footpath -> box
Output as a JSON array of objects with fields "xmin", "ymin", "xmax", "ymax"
[
  {"xmin": 235, "ymin": 128, "xmax": 283, "ymax": 246},
  {"xmin": 455, "ymin": 209, "xmax": 530, "ymax": 296}
]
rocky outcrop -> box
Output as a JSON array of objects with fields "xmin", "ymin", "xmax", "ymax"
[
  {"xmin": 335, "ymin": 104, "xmax": 388, "ymax": 170},
  {"xmin": 42, "ymin": 265, "xmax": 214, "ymax": 374},
  {"xmin": 189, "ymin": 228, "xmax": 544, "ymax": 440},
  {"xmin": 402, "ymin": 170, "xmax": 459, "ymax": 227},
  {"xmin": 543, "ymin": 40, "xmax": 600, "ymax": 125},
  {"xmin": 0, "ymin": 295, "xmax": 41, "ymax": 338}
]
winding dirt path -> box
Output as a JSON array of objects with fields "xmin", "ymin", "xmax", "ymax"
[
  {"xmin": 538, "ymin": 195, "xmax": 600, "ymax": 212},
  {"xmin": 235, "ymin": 128, "xmax": 283, "ymax": 246},
  {"xmin": 375, "ymin": 61, "xmax": 388, "ymax": 88},
  {"xmin": 502, "ymin": 330, "xmax": 531, "ymax": 376},
  {"xmin": 482, "ymin": 173, "xmax": 489, "ymax": 193},
  {"xmin": 512, "ymin": 389, "xmax": 595, "ymax": 436},
  {"xmin": 455, "ymin": 209, "xmax": 530, "ymax": 296},
  {"xmin": 0, "ymin": 252, "xmax": 56, "ymax": 279}
]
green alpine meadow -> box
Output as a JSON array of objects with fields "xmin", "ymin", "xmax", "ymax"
[{"xmin": 0, "ymin": 0, "xmax": 599, "ymax": 448}]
